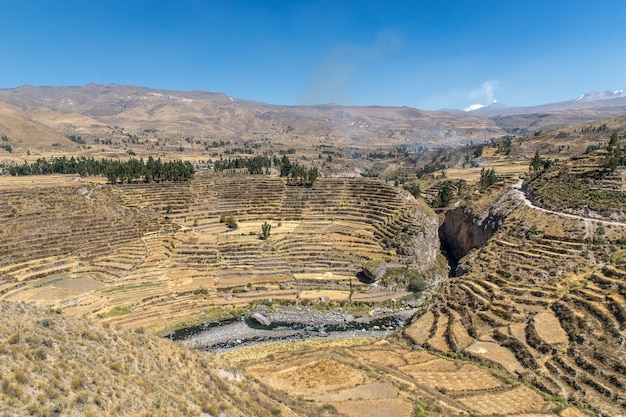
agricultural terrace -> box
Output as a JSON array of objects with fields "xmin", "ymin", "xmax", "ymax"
[
  {"xmin": 226, "ymin": 338, "xmax": 588, "ymax": 417},
  {"xmin": 406, "ymin": 167, "xmax": 626, "ymax": 417},
  {"xmin": 0, "ymin": 171, "xmax": 438, "ymax": 331}
]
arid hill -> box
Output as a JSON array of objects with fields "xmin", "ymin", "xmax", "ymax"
[
  {"xmin": 0, "ymin": 300, "xmax": 324, "ymax": 417},
  {"xmin": 0, "ymin": 84, "xmax": 504, "ymax": 162},
  {"xmin": 0, "ymin": 84, "xmax": 623, "ymax": 166}
]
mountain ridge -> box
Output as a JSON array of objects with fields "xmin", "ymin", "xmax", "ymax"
[{"xmin": 0, "ymin": 84, "xmax": 625, "ymax": 163}]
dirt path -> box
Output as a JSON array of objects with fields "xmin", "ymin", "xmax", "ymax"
[{"xmin": 511, "ymin": 179, "xmax": 626, "ymax": 228}]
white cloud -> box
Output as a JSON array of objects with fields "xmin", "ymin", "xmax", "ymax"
[
  {"xmin": 420, "ymin": 79, "xmax": 500, "ymax": 110},
  {"xmin": 467, "ymin": 80, "xmax": 499, "ymax": 104},
  {"xmin": 463, "ymin": 103, "xmax": 485, "ymax": 112}
]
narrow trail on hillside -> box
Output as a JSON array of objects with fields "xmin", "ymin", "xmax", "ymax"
[{"xmin": 511, "ymin": 179, "xmax": 626, "ymax": 228}]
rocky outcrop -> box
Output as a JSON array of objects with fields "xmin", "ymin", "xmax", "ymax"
[
  {"xmin": 401, "ymin": 199, "xmax": 441, "ymax": 270},
  {"xmin": 362, "ymin": 260, "xmax": 387, "ymax": 282},
  {"xmin": 440, "ymin": 207, "xmax": 497, "ymax": 261}
]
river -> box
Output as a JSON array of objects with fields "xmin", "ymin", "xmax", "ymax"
[{"xmin": 165, "ymin": 306, "xmax": 418, "ymax": 352}]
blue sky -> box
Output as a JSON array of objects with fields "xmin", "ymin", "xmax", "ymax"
[{"xmin": 1, "ymin": 0, "xmax": 624, "ymax": 110}]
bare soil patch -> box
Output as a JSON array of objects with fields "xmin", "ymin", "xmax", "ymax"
[
  {"xmin": 465, "ymin": 341, "xmax": 525, "ymax": 374},
  {"xmin": 53, "ymin": 276, "xmax": 105, "ymax": 292},
  {"xmin": 404, "ymin": 311, "xmax": 434, "ymax": 344},
  {"xmin": 534, "ymin": 311, "xmax": 569, "ymax": 345},
  {"xmin": 403, "ymin": 363, "xmax": 504, "ymax": 392},
  {"xmin": 0, "ymin": 174, "xmax": 106, "ymax": 189},
  {"xmin": 298, "ymin": 290, "xmax": 350, "ymax": 301},
  {"xmin": 458, "ymin": 385, "xmax": 549, "ymax": 415},
  {"xmin": 247, "ymin": 357, "xmax": 366, "ymax": 397},
  {"xmin": 12, "ymin": 286, "xmax": 81, "ymax": 301},
  {"xmin": 331, "ymin": 398, "xmax": 414, "ymax": 417},
  {"xmin": 313, "ymin": 381, "xmax": 397, "ymax": 402}
]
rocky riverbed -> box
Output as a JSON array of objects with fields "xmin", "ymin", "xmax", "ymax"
[{"xmin": 167, "ymin": 306, "xmax": 419, "ymax": 352}]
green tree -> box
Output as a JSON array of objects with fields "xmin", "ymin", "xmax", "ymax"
[
  {"xmin": 402, "ymin": 182, "xmax": 421, "ymax": 198},
  {"xmin": 529, "ymin": 151, "xmax": 553, "ymax": 172},
  {"xmin": 261, "ymin": 222, "xmax": 271, "ymax": 240},
  {"xmin": 605, "ymin": 132, "xmax": 624, "ymax": 171},
  {"xmin": 479, "ymin": 167, "xmax": 500, "ymax": 188},
  {"xmin": 432, "ymin": 182, "xmax": 454, "ymax": 208},
  {"xmin": 225, "ymin": 216, "xmax": 238, "ymax": 229}
]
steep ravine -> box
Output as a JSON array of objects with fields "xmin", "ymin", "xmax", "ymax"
[
  {"xmin": 439, "ymin": 206, "xmax": 501, "ymax": 274},
  {"xmin": 439, "ymin": 186, "xmax": 522, "ymax": 275}
]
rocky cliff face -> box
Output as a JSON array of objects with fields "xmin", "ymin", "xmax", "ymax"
[
  {"xmin": 404, "ymin": 199, "xmax": 441, "ymax": 270},
  {"xmin": 440, "ymin": 186, "xmax": 521, "ymax": 273},
  {"xmin": 440, "ymin": 207, "xmax": 497, "ymax": 262}
]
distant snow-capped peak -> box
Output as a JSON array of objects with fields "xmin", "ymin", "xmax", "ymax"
[
  {"xmin": 575, "ymin": 90, "xmax": 626, "ymax": 102},
  {"xmin": 464, "ymin": 99, "xmax": 500, "ymax": 112},
  {"xmin": 464, "ymin": 103, "xmax": 485, "ymax": 112}
]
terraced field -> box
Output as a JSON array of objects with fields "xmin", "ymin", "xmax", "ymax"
[
  {"xmin": 227, "ymin": 339, "xmax": 588, "ymax": 417},
  {"xmin": 406, "ymin": 176, "xmax": 626, "ymax": 416},
  {"xmin": 0, "ymin": 173, "xmax": 438, "ymax": 330}
]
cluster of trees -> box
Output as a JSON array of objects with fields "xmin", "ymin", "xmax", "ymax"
[
  {"xmin": 213, "ymin": 155, "xmax": 319, "ymax": 185},
  {"xmin": 106, "ymin": 157, "xmax": 194, "ymax": 184},
  {"xmin": 219, "ymin": 215, "xmax": 238, "ymax": 229},
  {"xmin": 529, "ymin": 151, "xmax": 554, "ymax": 172},
  {"xmin": 479, "ymin": 167, "xmax": 500, "ymax": 188},
  {"xmin": 492, "ymin": 136, "xmax": 513, "ymax": 155},
  {"xmin": 6, "ymin": 156, "xmax": 194, "ymax": 184},
  {"xmin": 67, "ymin": 135, "xmax": 86, "ymax": 144},
  {"xmin": 605, "ymin": 132, "xmax": 625, "ymax": 171},
  {"xmin": 402, "ymin": 182, "xmax": 421, "ymax": 198},
  {"xmin": 581, "ymin": 123, "xmax": 608, "ymax": 133},
  {"xmin": 213, "ymin": 155, "xmax": 272, "ymax": 174},
  {"xmin": 431, "ymin": 182, "xmax": 454, "ymax": 208},
  {"xmin": 280, "ymin": 156, "xmax": 319, "ymax": 185}
]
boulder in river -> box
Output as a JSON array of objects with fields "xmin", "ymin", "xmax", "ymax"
[{"xmin": 250, "ymin": 312, "xmax": 272, "ymax": 327}]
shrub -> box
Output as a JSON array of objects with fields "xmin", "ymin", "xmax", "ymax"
[
  {"xmin": 224, "ymin": 216, "xmax": 238, "ymax": 229},
  {"xmin": 71, "ymin": 375, "xmax": 86, "ymax": 390},
  {"xmin": 408, "ymin": 277, "xmax": 427, "ymax": 293}
]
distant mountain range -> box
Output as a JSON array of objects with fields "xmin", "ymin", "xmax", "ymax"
[
  {"xmin": 0, "ymin": 84, "xmax": 625, "ymax": 159},
  {"xmin": 575, "ymin": 90, "xmax": 626, "ymax": 102},
  {"xmin": 461, "ymin": 90, "xmax": 626, "ymax": 133}
]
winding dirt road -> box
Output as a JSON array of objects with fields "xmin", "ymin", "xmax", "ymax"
[{"xmin": 511, "ymin": 179, "xmax": 626, "ymax": 229}]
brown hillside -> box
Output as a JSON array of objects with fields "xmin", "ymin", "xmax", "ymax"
[
  {"xmin": 0, "ymin": 103, "xmax": 77, "ymax": 159},
  {"xmin": 419, "ymin": 178, "xmax": 626, "ymax": 417},
  {"xmin": 0, "ymin": 84, "xmax": 506, "ymax": 154},
  {"xmin": 0, "ymin": 300, "xmax": 319, "ymax": 417}
]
